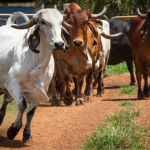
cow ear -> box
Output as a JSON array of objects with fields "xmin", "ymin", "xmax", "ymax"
[
  {"xmin": 93, "ymin": 19, "xmax": 103, "ymax": 28},
  {"xmin": 61, "ymin": 27, "xmax": 71, "ymax": 52},
  {"xmin": 87, "ymin": 21, "xmax": 99, "ymax": 46},
  {"xmin": 28, "ymin": 26, "xmax": 40, "ymax": 53}
]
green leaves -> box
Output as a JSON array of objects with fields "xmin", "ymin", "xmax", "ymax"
[{"xmin": 34, "ymin": 0, "xmax": 149, "ymax": 18}]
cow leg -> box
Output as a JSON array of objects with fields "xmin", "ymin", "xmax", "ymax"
[
  {"xmin": 143, "ymin": 63, "xmax": 149, "ymax": 97},
  {"xmin": 60, "ymin": 81, "xmax": 65, "ymax": 99},
  {"xmin": 97, "ymin": 71, "xmax": 104, "ymax": 97},
  {"xmin": 84, "ymin": 69, "xmax": 93, "ymax": 102},
  {"xmin": 48, "ymin": 78, "xmax": 60, "ymax": 106},
  {"xmin": 72, "ymin": 77, "xmax": 77, "ymax": 95},
  {"xmin": 7, "ymin": 95, "xmax": 27, "ymax": 140},
  {"xmin": 23, "ymin": 101, "xmax": 39, "ymax": 143},
  {"xmin": 136, "ymin": 71, "xmax": 144, "ymax": 99},
  {"xmin": 75, "ymin": 74, "xmax": 85, "ymax": 106},
  {"xmin": 126, "ymin": 60, "xmax": 135, "ymax": 85},
  {"xmin": 64, "ymin": 75, "xmax": 73, "ymax": 106},
  {"xmin": 92, "ymin": 69, "xmax": 98, "ymax": 89},
  {"xmin": 0, "ymin": 94, "xmax": 13, "ymax": 125}
]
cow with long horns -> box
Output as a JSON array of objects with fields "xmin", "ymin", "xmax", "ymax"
[
  {"xmin": 49, "ymin": 3, "xmax": 122, "ymax": 106},
  {"xmin": 0, "ymin": 9, "xmax": 70, "ymax": 142},
  {"xmin": 129, "ymin": 8, "xmax": 150, "ymax": 99}
]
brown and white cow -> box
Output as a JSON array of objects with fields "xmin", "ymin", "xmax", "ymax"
[
  {"xmin": 49, "ymin": 3, "xmax": 123, "ymax": 106},
  {"xmin": 49, "ymin": 3, "xmax": 106, "ymax": 106},
  {"xmin": 129, "ymin": 8, "xmax": 150, "ymax": 99}
]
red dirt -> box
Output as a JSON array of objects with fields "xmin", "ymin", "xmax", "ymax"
[{"xmin": 0, "ymin": 73, "xmax": 150, "ymax": 149}]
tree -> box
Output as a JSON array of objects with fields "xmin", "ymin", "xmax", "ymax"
[
  {"xmin": 93, "ymin": 0, "xmax": 150, "ymax": 18},
  {"xmin": 34, "ymin": 0, "xmax": 150, "ymax": 18}
]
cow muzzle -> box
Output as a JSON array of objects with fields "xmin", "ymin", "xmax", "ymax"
[
  {"xmin": 73, "ymin": 40, "xmax": 83, "ymax": 47},
  {"xmin": 53, "ymin": 41, "xmax": 68, "ymax": 52}
]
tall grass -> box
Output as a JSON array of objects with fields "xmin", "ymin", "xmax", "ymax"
[
  {"xmin": 81, "ymin": 108, "xmax": 149, "ymax": 150},
  {"xmin": 106, "ymin": 62, "xmax": 135, "ymax": 76}
]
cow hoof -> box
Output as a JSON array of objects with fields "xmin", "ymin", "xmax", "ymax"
[
  {"xmin": 130, "ymin": 82, "xmax": 135, "ymax": 86},
  {"xmin": 64, "ymin": 97, "xmax": 73, "ymax": 106},
  {"xmin": 84, "ymin": 96, "xmax": 91, "ymax": 102},
  {"xmin": 144, "ymin": 92, "xmax": 149, "ymax": 98},
  {"xmin": 143, "ymin": 89, "xmax": 149, "ymax": 98},
  {"xmin": 138, "ymin": 94, "xmax": 145, "ymax": 100},
  {"xmin": 7, "ymin": 125, "xmax": 21, "ymax": 140},
  {"xmin": 23, "ymin": 132, "xmax": 32, "ymax": 143},
  {"xmin": 97, "ymin": 93, "xmax": 103, "ymax": 97},
  {"xmin": 76, "ymin": 100, "xmax": 84, "ymax": 106}
]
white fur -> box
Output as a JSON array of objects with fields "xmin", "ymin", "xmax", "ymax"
[
  {"xmin": 95, "ymin": 20, "xmax": 110, "ymax": 71},
  {"xmin": 0, "ymin": 9, "xmax": 64, "ymax": 103}
]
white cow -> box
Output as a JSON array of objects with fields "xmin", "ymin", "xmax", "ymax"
[
  {"xmin": 94, "ymin": 20, "xmax": 122, "ymax": 97},
  {"xmin": 0, "ymin": 9, "xmax": 70, "ymax": 143}
]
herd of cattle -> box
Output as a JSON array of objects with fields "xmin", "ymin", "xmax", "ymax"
[{"xmin": 0, "ymin": 2, "xmax": 149, "ymax": 143}]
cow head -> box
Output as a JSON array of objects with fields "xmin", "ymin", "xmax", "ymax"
[
  {"xmin": 11, "ymin": 9, "xmax": 71, "ymax": 53},
  {"xmin": 63, "ymin": 5, "xmax": 106, "ymax": 47}
]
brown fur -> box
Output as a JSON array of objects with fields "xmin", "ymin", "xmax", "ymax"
[
  {"xmin": 49, "ymin": 3, "xmax": 102, "ymax": 106},
  {"xmin": 129, "ymin": 9, "xmax": 150, "ymax": 99}
]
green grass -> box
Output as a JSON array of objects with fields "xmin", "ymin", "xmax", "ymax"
[
  {"xmin": 0, "ymin": 95, "xmax": 17, "ymax": 112},
  {"xmin": 120, "ymin": 101, "xmax": 134, "ymax": 107},
  {"xmin": 119, "ymin": 85, "xmax": 137, "ymax": 95},
  {"xmin": 106, "ymin": 62, "xmax": 135, "ymax": 76},
  {"xmin": 81, "ymin": 108, "xmax": 149, "ymax": 150}
]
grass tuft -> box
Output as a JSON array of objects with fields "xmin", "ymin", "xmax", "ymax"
[
  {"xmin": 119, "ymin": 85, "xmax": 137, "ymax": 95},
  {"xmin": 81, "ymin": 108, "xmax": 149, "ymax": 150},
  {"xmin": 120, "ymin": 101, "xmax": 134, "ymax": 107}
]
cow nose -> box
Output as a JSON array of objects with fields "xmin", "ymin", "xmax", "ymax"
[
  {"xmin": 74, "ymin": 40, "xmax": 82, "ymax": 46},
  {"xmin": 54, "ymin": 42, "xmax": 64, "ymax": 48}
]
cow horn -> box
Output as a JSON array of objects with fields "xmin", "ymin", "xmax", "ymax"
[
  {"xmin": 102, "ymin": 15, "xmax": 108, "ymax": 20},
  {"xmin": 101, "ymin": 31, "xmax": 123, "ymax": 39},
  {"xmin": 62, "ymin": 26, "xmax": 69, "ymax": 34},
  {"xmin": 11, "ymin": 18, "xmax": 36, "ymax": 29},
  {"xmin": 63, "ymin": 14, "xmax": 68, "ymax": 19},
  {"xmin": 0, "ymin": 18, "xmax": 7, "ymax": 22},
  {"xmin": 137, "ymin": 8, "xmax": 147, "ymax": 19},
  {"xmin": 91, "ymin": 7, "xmax": 107, "ymax": 19},
  {"xmin": 62, "ymin": 20, "xmax": 72, "ymax": 29}
]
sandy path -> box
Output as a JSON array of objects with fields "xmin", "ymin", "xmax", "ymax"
[{"xmin": 0, "ymin": 73, "xmax": 150, "ymax": 150}]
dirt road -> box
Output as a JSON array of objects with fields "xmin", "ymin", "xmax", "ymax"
[{"xmin": 0, "ymin": 73, "xmax": 150, "ymax": 150}]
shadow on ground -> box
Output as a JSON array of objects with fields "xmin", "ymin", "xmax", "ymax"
[{"xmin": 0, "ymin": 136, "xmax": 29, "ymax": 148}]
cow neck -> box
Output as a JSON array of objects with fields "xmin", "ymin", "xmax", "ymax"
[
  {"xmin": 27, "ymin": 30, "xmax": 53, "ymax": 71},
  {"xmin": 141, "ymin": 21, "xmax": 150, "ymax": 39}
]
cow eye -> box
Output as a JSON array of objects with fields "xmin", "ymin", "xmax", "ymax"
[
  {"xmin": 85, "ymin": 20, "xmax": 88, "ymax": 24},
  {"xmin": 41, "ymin": 20, "xmax": 46, "ymax": 25}
]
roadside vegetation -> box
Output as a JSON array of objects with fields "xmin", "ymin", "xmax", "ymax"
[
  {"xmin": 0, "ymin": 95, "xmax": 17, "ymax": 112},
  {"xmin": 119, "ymin": 85, "xmax": 137, "ymax": 95},
  {"xmin": 81, "ymin": 107, "xmax": 150, "ymax": 150},
  {"xmin": 106, "ymin": 62, "xmax": 135, "ymax": 76},
  {"xmin": 120, "ymin": 101, "xmax": 134, "ymax": 107},
  {"xmin": 0, "ymin": 95, "xmax": 17, "ymax": 132}
]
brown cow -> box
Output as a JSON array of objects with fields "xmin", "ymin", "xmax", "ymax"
[
  {"xmin": 129, "ymin": 8, "xmax": 150, "ymax": 99},
  {"xmin": 49, "ymin": 3, "xmax": 122, "ymax": 106},
  {"xmin": 49, "ymin": 3, "xmax": 107, "ymax": 106}
]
